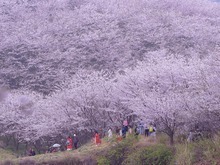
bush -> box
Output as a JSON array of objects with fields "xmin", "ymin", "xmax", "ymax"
[
  {"xmin": 97, "ymin": 156, "xmax": 110, "ymax": 165},
  {"xmin": 107, "ymin": 140, "xmax": 132, "ymax": 164},
  {"xmin": 174, "ymin": 143, "xmax": 194, "ymax": 165},
  {"xmin": 157, "ymin": 134, "xmax": 169, "ymax": 145},
  {"xmin": 123, "ymin": 144, "xmax": 173, "ymax": 165},
  {"xmin": 97, "ymin": 135, "xmax": 138, "ymax": 165},
  {"xmin": 176, "ymin": 134, "xmax": 187, "ymax": 144},
  {"xmin": 174, "ymin": 134, "xmax": 220, "ymax": 165},
  {"xmin": 194, "ymin": 135, "xmax": 220, "ymax": 164}
]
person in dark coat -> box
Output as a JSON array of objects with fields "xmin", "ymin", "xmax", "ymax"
[
  {"xmin": 115, "ymin": 126, "xmax": 120, "ymax": 137},
  {"xmin": 73, "ymin": 134, "xmax": 79, "ymax": 149},
  {"xmin": 122, "ymin": 126, "xmax": 127, "ymax": 138},
  {"xmin": 145, "ymin": 124, "xmax": 149, "ymax": 137},
  {"xmin": 134, "ymin": 125, "xmax": 140, "ymax": 136}
]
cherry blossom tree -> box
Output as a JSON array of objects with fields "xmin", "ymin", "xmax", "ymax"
[
  {"xmin": 114, "ymin": 57, "xmax": 220, "ymax": 144},
  {"xmin": 0, "ymin": 90, "xmax": 42, "ymax": 150}
]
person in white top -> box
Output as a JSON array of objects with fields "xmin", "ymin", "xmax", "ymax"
[
  {"xmin": 128, "ymin": 125, "xmax": 132, "ymax": 134},
  {"xmin": 119, "ymin": 129, "xmax": 123, "ymax": 136},
  {"xmin": 108, "ymin": 128, "xmax": 113, "ymax": 141}
]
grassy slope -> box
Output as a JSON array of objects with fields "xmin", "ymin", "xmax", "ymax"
[
  {"xmin": 0, "ymin": 148, "xmax": 16, "ymax": 162},
  {"xmin": 0, "ymin": 136, "xmax": 144, "ymax": 164},
  {"xmin": 1, "ymin": 134, "xmax": 220, "ymax": 165},
  {"xmin": 0, "ymin": 137, "xmax": 111, "ymax": 164}
]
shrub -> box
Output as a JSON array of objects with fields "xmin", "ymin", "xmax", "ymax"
[
  {"xmin": 123, "ymin": 144, "xmax": 173, "ymax": 165},
  {"xmin": 174, "ymin": 143, "xmax": 194, "ymax": 165},
  {"xmin": 97, "ymin": 135, "xmax": 138, "ymax": 165},
  {"xmin": 174, "ymin": 134, "xmax": 220, "ymax": 165},
  {"xmin": 194, "ymin": 135, "xmax": 220, "ymax": 164},
  {"xmin": 157, "ymin": 134, "xmax": 169, "ymax": 145},
  {"xmin": 176, "ymin": 134, "xmax": 187, "ymax": 144},
  {"xmin": 107, "ymin": 141, "xmax": 131, "ymax": 164},
  {"xmin": 97, "ymin": 156, "xmax": 110, "ymax": 165}
]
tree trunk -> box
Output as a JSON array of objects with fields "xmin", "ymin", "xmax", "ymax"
[
  {"xmin": 169, "ymin": 133, "xmax": 174, "ymax": 145},
  {"xmin": 33, "ymin": 144, "xmax": 41, "ymax": 154},
  {"xmin": 16, "ymin": 142, "xmax": 19, "ymax": 151},
  {"xmin": 4, "ymin": 135, "xmax": 12, "ymax": 147}
]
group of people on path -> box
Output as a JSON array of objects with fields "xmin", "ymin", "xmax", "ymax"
[
  {"xmin": 66, "ymin": 119, "xmax": 156, "ymax": 149},
  {"xmin": 95, "ymin": 119, "xmax": 157, "ymax": 144},
  {"xmin": 28, "ymin": 119, "xmax": 156, "ymax": 156},
  {"xmin": 115, "ymin": 119, "xmax": 157, "ymax": 139},
  {"xmin": 135, "ymin": 120, "xmax": 156, "ymax": 138}
]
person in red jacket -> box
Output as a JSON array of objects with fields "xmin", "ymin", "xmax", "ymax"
[
  {"xmin": 66, "ymin": 136, "xmax": 73, "ymax": 150},
  {"xmin": 94, "ymin": 131, "xmax": 101, "ymax": 146}
]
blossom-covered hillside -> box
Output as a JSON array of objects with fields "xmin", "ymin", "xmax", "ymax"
[
  {"xmin": 0, "ymin": 0, "xmax": 220, "ymax": 148},
  {"xmin": 0, "ymin": 0, "xmax": 219, "ymax": 94}
]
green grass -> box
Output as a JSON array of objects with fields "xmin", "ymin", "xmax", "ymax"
[
  {"xmin": 174, "ymin": 134, "xmax": 220, "ymax": 165},
  {"xmin": 0, "ymin": 148, "xmax": 16, "ymax": 160},
  {"xmin": 0, "ymin": 148, "xmax": 17, "ymax": 164},
  {"xmin": 174, "ymin": 143, "xmax": 194, "ymax": 165}
]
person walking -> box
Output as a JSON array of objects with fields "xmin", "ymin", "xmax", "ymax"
[
  {"xmin": 123, "ymin": 119, "xmax": 128, "ymax": 132},
  {"xmin": 115, "ymin": 126, "xmax": 120, "ymax": 137},
  {"xmin": 128, "ymin": 125, "xmax": 133, "ymax": 134},
  {"xmin": 187, "ymin": 131, "xmax": 193, "ymax": 142},
  {"xmin": 95, "ymin": 131, "xmax": 101, "ymax": 145},
  {"xmin": 145, "ymin": 124, "xmax": 149, "ymax": 137},
  {"xmin": 66, "ymin": 136, "xmax": 73, "ymax": 151},
  {"xmin": 139, "ymin": 119, "xmax": 144, "ymax": 135},
  {"xmin": 73, "ymin": 134, "xmax": 79, "ymax": 149},
  {"xmin": 122, "ymin": 126, "xmax": 127, "ymax": 138},
  {"xmin": 149, "ymin": 124, "xmax": 154, "ymax": 136},
  {"xmin": 134, "ymin": 125, "xmax": 140, "ymax": 139},
  {"xmin": 151, "ymin": 125, "xmax": 157, "ymax": 141},
  {"xmin": 148, "ymin": 124, "xmax": 156, "ymax": 142},
  {"xmin": 107, "ymin": 128, "xmax": 113, "ymax": 141}
]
